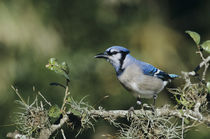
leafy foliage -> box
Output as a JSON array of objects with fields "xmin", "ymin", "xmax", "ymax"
[
  {"xmin": 48, "ymin": 105, "xmax": 62, "ymax": 118},
  {"xmin": 185, "ymin": 31, "xmax": 200, "ymax": 45},
  {"xmin": 201, "ymin": 40, "xmax": 210, "ymax": 53},
  {"xmin": 45, "ymin": 58, "xmax": 70, "ymax": 80},
  {"xmin": 207, "ymin": 82, "xmax": 210, "ymax": 93},
  {"xmin": 186, "ymin": 30, "xmax": 210, "ymax": 53}
]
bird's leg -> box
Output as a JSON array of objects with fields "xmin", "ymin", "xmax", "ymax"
[
  {"xmin": 136, "ymin": 95, "xmax": 142, "ymax": 105},
  {"xmin": 127, "ymin": 106, "xmax": 135, "ymax": 121},
  {"xmin": 153, "ymin": 93, "xmax": 157, "ymax": 106},
  {"xmin": 127, "ymin": 95, "xmax": 142, "ymax": 120},
  {"xmin": 129, "ymin": 95, "xmax": 141, "ymax": 111},
  {"xmin": 152, "ymin": 93, "xmax": 157, "ymax": 113}
]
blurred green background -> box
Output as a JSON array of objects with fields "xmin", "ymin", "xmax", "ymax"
[{"xmin": 0, "ymin": 0, "xmax": 209, "ymax": 138}]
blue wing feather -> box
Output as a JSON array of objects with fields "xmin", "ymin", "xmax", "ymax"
[
  {"xmin": 138, "ymin": 61, "xmax": 178, "ymax": 80},
  {"xmin": 169, "ymin": 74, "xmax": 179, "ymax": 78}
]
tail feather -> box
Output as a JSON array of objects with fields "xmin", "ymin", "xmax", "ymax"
[{"xmin": 169, "ymin": 74, "xmax": 179, "ymax": 79}]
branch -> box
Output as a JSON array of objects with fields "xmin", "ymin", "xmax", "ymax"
[
  {"xmin": 38, "ymin": 114, "xmax": 69, "ymax": 139},
  {"xmin": 89, "ymin": 106, "xmax": 210, "ymax": 125},
  {"xmin": 7, "ymin": 104, "xmax": 210, "ymax": 139},
  {"xmin": 7, "ymin": 130, "xmax": 35, "ymax": 139},
  {"xmin": 183, "ymin": 56, "xmax": 210, "ymax": 77}
]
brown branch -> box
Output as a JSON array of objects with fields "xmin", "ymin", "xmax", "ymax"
[
  {"xmin": 89, "ymin": 106, "xmax": 210, "ymax": 125},
  {"xmin": 6, "ymin": 104, "xmax": 210, "ymax": 139},
  {"xmin": 38, "ymin": 114, "xmax": 69, "ymax": 139}
]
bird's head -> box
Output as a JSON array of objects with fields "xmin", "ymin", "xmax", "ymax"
[{"xmin": 95, "ymin": 46, "xmax": 130, "ymax": 74}]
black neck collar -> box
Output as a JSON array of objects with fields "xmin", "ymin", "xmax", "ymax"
[{"xmin": 116, "ymin": 52, "xmax": 127, "ymax": 76}]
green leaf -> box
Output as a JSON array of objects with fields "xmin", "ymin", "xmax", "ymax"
[
  {"xmin": 69, "ymin": 108, "xmax": 81, "ymax": 116},
  {"xmin": 48, "ymin": 105, "xmax": 62, "ymax": 118},
  {"xmin": 61, "ymin": 62, "xmax": 69, "ymax": 74},
  {"xmin": 185, "ymin": 30, "xmax": 200, "ymax": 45},
  {"xmin": 201, "ymin": 40, "xmax": 210, "ymax": 53},
  {"xmin": 46, "ymin": 58, "xmax": 70, "ymax": 80},
  {"xmin": 207, "ymin": 82, "xmax": 210, "ymax": 93}
]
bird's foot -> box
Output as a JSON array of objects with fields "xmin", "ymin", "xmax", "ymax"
[
  {"xmin": 142, "ymin": 103, "xmax": 156, "ymax": 114},
  {"xmin": 127, "ymin": 106, "xmax": 135, "ymax": 121},
  {"xmin": 128, "ymin": 106, "xmax": 135, "ymax": 113},
  {"xmin": 136, "ymin": 100, "xmax": 141, "ymax": 105},
  {"xmin": 150, "ymin": 104, "xmax": 158, "ymax": 116}
]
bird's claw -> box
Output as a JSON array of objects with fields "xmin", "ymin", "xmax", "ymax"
[{"xmin": 127, "ymin": 106, "xmax": 135, "ymax": 121}]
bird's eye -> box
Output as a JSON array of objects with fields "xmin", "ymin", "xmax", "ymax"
[
  {"xmin": 107, "ymin": 50, "xmax": 118, "ymax": 55},
  {"xmin": 111, "ymin": 51, "xmax": 118, "ymax": 55}
]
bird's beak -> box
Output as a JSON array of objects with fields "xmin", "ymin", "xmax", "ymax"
[{"xmin": 94, "ymin": 52, "xmax": 108, "ymax": 59}]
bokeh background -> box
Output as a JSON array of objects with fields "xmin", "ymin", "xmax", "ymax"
[{"xmin": 0, "ymin": 0, "xmax": 209, "ymax": 138}]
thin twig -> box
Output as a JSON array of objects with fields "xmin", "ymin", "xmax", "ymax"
[
  {"xmin": 182, "ymin": 56, "xmax": 210, "ymax": 82},
  {"xmin": 61, "ymin": 129, "xmax": 66, "ymax": 139},
  {"xmin": 38, "ymin": 91, "xmax": 52, "ymax": 106},
  {"xmin": 196, "ymin": 49, "xmax": 205, "ymax": 61},
  {"xmin": 202, "ymin": 58, "xmax": 209, "ymax": 81},
  {"xmin": 61, "ymin": 86, "xmax": 69, "ymax": 112},
  {"xmin": 11, "ymin": 86, "xmax": 26, "ymax": 105},
  {"xmin": 195, "ymin": 44, "xmax": 210, "ymax": 81},
  {"xmin": 181, "ymin": 117, "xmax": 184, "ymax": 139}
]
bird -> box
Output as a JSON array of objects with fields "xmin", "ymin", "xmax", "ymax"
[{"xmin": 94, "ymin": 46, "xmax": 179, "ymax": 106}]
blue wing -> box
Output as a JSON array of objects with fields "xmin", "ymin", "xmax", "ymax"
[{"xmin": 138, "ymin": 61, "xmax": 178, "ymax": 81}]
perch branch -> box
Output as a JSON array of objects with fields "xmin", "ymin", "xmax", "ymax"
[
  {"xmin": 88, "ymin": 106, "xmax": 209, "ymax": 125},
  {"xmin": 7, "ymin": 105, "xmax": 210, "ymax": 139}
]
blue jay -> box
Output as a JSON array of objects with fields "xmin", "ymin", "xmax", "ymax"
[{"xmin": 95, "ymin": 46, "xmax": 178, "ymax": 105}]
